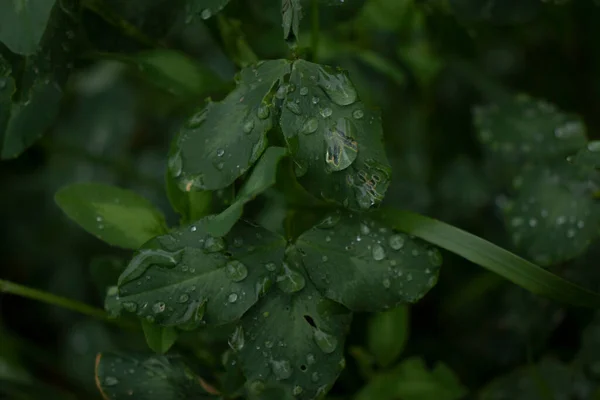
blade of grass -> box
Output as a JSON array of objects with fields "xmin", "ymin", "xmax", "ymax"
[{"xmin": 374, "ymin": 208, "xmax": 600, "ymax": 308}]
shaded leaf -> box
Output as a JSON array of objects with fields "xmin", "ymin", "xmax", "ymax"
[
  {"xmin": 450, "ymin": 0, "xmax": 540, "ymax": 25},
  {"xmin": 55, "ymin": 183, "xmax": 168, "ymax": 249},
  {"xmin": 296, "ymin": 210, "xmax": 440, "ymax": 312},
  {"xmin": 0, "ymin": 0, "xmax": 56, "ymax": 55},
  {"xmin": 111, "ymin": 220, "xmax": 286, "ymax": 326},
  {"xmin": 95, "ymin": 352, "xmax": 218, "ymax": 399},
  {"xmin": 280, "ymin": 60, "xmax": 391, "ymax": 210},
  {"xmin": 170, "ymin": 60, "xmax": 290, "ymax": 191},
  {"xmin": 142, "ymin": 320, "xmax": 179, "ymax": 354},
  {"xmin": 367, "ymin": 306, "xmax": 409, "ymax": 368},
  {"xmin": 356, "ymin": 357, "xmax": 467, "ymax": 400},
  {"xmin": 238, "ymin": 279, "xmax": 351, "ymax": 400}
]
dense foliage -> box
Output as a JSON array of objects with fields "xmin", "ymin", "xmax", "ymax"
[{"xmin": 2, "ymin": 0, "xmax": 600, "ymax": 399}]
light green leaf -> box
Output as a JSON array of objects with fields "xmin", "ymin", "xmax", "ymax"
[
  {"xmin": 356, "ymin": 357, "xmax": 467, "ymax": 400},
  {"xmin": 204, "ymin": 146, "xmax": 288, "ymax": 237},
  {"xmin": 169, "ymin": 60, "xmax": 291, "ymax": 191},
  {"xmin": 237, "ymin": 279, "xmax": 351, "ymax": 400},
  {"xmin": 450, "ymin": 0, "xmax": 540, "ymax": 24},
  {"xmin": 367, "ymin": 306, "xmax": 409, "ymax": 368},
  {"xmin": 282, "ymin": 0, "xmax": 302, "ymax": 43},
  {"xmin": 111, "ymin": 220, "xmax": 286, "ymax": 326},
  {"xmin": 375, "ymin": 208, "xmax": 600, "ymax": 308},
  {"xmin": 0, "ymin": 0, "xmax": 56, "ymax": 55},
  {"xmin": 474, "ymin": 95, "xmax": 587, "ymax": 163},
  {"xmin": 95, "ymin": 352, "xmax": 218, "ymax": 399},
  {"xmin": 296, "ymin": 210, "xmax": 440, "ymax": 312},
  {"xmin": 185, "ymin": 0, "xmax": 233, "ymax": 21},
  {"xmin": 142, "ymin": 320, "xmax": 179, "ymax": 354},
  {"xmin": 504, "ymin": 165, "xmax": 600, "ymax": 266},
  {"xmin": 280, "ymin": 60, "xmax": 391, "ymax": 210},
  {"xmin": 55, "ymin": 183, "xmax": 168, "ymax": 250}
]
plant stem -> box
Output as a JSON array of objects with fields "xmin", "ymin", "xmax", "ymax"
[
  {"xmin": 311, "ymin": 0, "xmax": 320, "ymax": 62},
  {"xmin": 0, "ymin": 279, "xmax": 111, "ymax": 322}
]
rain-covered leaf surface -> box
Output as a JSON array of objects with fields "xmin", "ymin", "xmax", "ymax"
[
  {"xmin": 367, "ymin": 306, "xmax": 408, "ymax": 368},
  {"xmin": 280, "ymin": 60, "xmax": 391, "ymax": 210},
  {"xmin": 355, "ymin": 357, "xmax": 467, "ymax": 400},
  {"xmin": 237, "ymin": 279, "xmax": 352, "ymax": 400},
  {"xmin": 204, "ymin": 146, "xmax": 288, "ymax": 237},
  {"xmin": 185, "ymin": 0, "xmax": 233, "ymax": 22},
  {"xmin": 474, "ymin": 95, "xmax": 588, "ymax": 163},
  {"xmin": 110, "ymin": 220, "xmax": 286, "ymax": 326},
  {"xmin": 95, "ymin": 352, "xmax": 218, "ymax": 399},
  {"xmin": 0, "ymin": 0, "xmax": 56, "ymax": 55},
  {"xmin": 450, "ymin": 0, "xmax": 540, "ymax": 24},
  {"xmin": 169, "ymin": 60, "xmax": 290, "ymax": 191},
  {"xmin": 296, "ymin": 210, "xmax": 441, "ymax": 312},
  {"xmin": 55, "ymin": 183, "xmax": 168, "ymax": 249},
  {"xmin": 570, "ymin": 141, "xmax": 600, "ymax": 170},
  {"xmin": 503, "ymin": 165, "xmax": 600, "ymax": 266},
  {"xmin": 142, "ymin": 320, "xmax": 179, "ymax": 354}
]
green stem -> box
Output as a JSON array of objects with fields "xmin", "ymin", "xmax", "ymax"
[
  {"xmin": 0, "ymin": 279, "xmax": 111, "ymax": 321},
  {"xmin": 311, "ymin": 0, "xmax": 320, "ymax": 62}
]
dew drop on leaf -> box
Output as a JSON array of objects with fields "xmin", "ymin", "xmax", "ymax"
[
  {"xmin": 318, "ymin": 68, "xmax": 358, "ymax": 106},
  {"xmin": 317, "ymin": 212, "xmax": 341, "ymax": 229},
  {"xmin": 123, "ymin": 302, "xmax": 137, "ymax": 312},
  {"xmin": 168, "ymin": 151, "xmax": 183, "ymax": 178},
  {"xmin": 265, "ymin": 262, "xmax": 277, "ymax": 272},
  {"xmin": 204, "ymin": 236, "xmax": 225, "ymax": 253},
  {"xmin": 352, "ymin": 109, "xmax": 364, "ymax": 119},
  {"xmin": 302, "ymin": 117, "xmax": 319, "ymax": 135},
  {"xmin": 243, "ymin": 119, "xmax": 255, "ymax": 134},
  {"xmin": 257, "ymin": 104, "xmax": 270, "ymax": 119},
  {"xmin": 293, "ymin": 386, "xmax": 303, "ymax": 395},
  {"xmin": 286, "ymin": 101, "xmax": 302, "ymax": 115},
  {"xmin": 270, "ymin": 359, "xmax": 293, "ymax": 380},
  {"xmin": 152, "ymin": 301, "xmax": 166, "ymax": 314},
  {"xmin": 372, "ymin": 244, "xmax": 386, "ymax": 261},
  {"xmin": 276, "ymin": 262, "xmax": 306, "ymax": 293},
  {"xmin": 313, "ymin": 329, "xmax": 338, "ymax": 354},
  {"xmin": 225, "ymin": 260, "xmax": 248, "ymax": 282},
  {"xmin": 320, "ymin": 107, "xmax": 333, "ymax": 118},
  {"xmin": 312, "ymin": 96, "xmax": 320, "ymax": 105},
  {"xmin": 200, "ymin": 9, "xmax": 212, "ymax": 19},
  {"xmin": 300, "ymin": 87, "xmax": 309, "ymax": 96},
  {"xmin": 428, "ymin": 249, "xmax": 443, "ymax": 267},
  {"xmin": 104, "ymin": 376, "xmax": 119, "ymax": 386},
  {"xmin": 187, "ymin": 108, "xmax": 208, "ymax": 128},
  {"xmin": 228, "ymin": 326, "xmax": 245, "ymax": 352},
  {"xmin": 177, "ymin": 294, "xmax": 189, "ymax": 303},
  {"xmin": 324, "ymin": 118, "xmax": 358, "ymax": 172},
  {"xmin": 389, "ymin": 234, "xmax": 405, "ymax": 250},
  {"xmin": 228, "ymin": 293, "xmax": 238, "ymax": 303}
]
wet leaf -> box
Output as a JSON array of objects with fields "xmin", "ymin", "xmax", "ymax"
[
  {"xmin": 367, "ymin": 306, "xmax": 408, "ymax": 368},
  {"xmin": 0, "ymin": 0, "xmax": 56, "ymax": 55},
  {"xmin": 280, "ymin": 60, "xmax": 391, "ymax": 210},
  {"xmin": 111, "ymin": 220, "xmax": 286, "ymax": 326},
  {"xmin": 296, "ymin": 210, "xmax": 440, "ymax": 311},
  {"xmin": 170, "ymin": 60, "xmax": 290, "ymax": 191},
  {"xmin": 55, "ymin": 183, "xmax": 168, "ymax": 250},
  {"xmin": 142, "ymin": 321, "xmax": 179, "ymax": 355},
  {"xmin": 237, "ymin": 279, "xmax": 351, "ymax": 400},
  {"xmin": 95, "ymin": 352, "xmax": 218, "ymax": 399},
  {"xmin": 282, "ymin": 0, "xmax": 302, "ymax": 43}
]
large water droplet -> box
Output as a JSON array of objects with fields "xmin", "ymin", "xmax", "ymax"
[
  {"xmin": 225, "ymin": 260, "xmax": 248, "ymax": 282},
  {"xmin": 389, "ymin": 234, "xmax": 405, "ymax": 250},
  {"xmin": 201, "ymin": 9, "xmax": 212, "ymax": 19},
  {"xmin": 228, "ymin": 326, "xmax": 245, "ymax": 352},
  {"xmin": 286, "ymin": 101, "xmax": 302, "ymax": 115},
  {"xmin": 302, "ymin": 117, "xmax": 319, "ymax": 135},
  {"xmin": 352, "ymin": 109, "xmax": 364, "ymax": 119},
  {"xmin": 317, "ymin": 212, "xmax": 341, "ymax": 229},
  {"xmin": 152, "ymin": 301, "xmax": 166, "ymax": 314},
  {"xmin": 313, "ymin": 329, "xmax": 337, "ymax": 354},
  {"xmin": 277, "ymin": 262, "xmax": 306, "ymax": 293},
  {"xmin": 320, "ymin": 107, "xmax": 333, "ymax": 118},
  {"xmin": 325, "ymin": 118, "xmax": 358, "ymax": 172},
  {"xmin": 104, "ymin": 376, "xmax": 119, "ymax": 386},
  {"xmin": 318, "ymin": 68, "xmax": 358, "ymax": 106},
  {"xmin": 228, "ymin": 293, "xmax": 238, "ymax": 303},
  {"xmin": 300, "ymin": 87, "xmax": 309, "ymax": 96},
  {"xmin": 293, "ymin": 386, "xmax": 303, "ymax": 395},
  {"xmin": 255, "ymin": 276, "xmax": 273, "ymax": 297},
  {"xmin": 119, "ymin": 249, "xmax": 181, "ymax": 286},
  {"xmin": 257, "ymin": 104, "xmax": 270, "ymax": 120},
  {"xmin": 372, "ymin": 244, "xmax": 386, "ymax": 261},
  {"xmin": 270, "ymin": 359, "xmax": 293, "ymax": 380},
  {"xmin": 243, "ymin": 119, "xmax": 255, "ymax": 134},
  {"xmin": 204, "ymin": 236, "xmax": 226, "ymax": 253}
]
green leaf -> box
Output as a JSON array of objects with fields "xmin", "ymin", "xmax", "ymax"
[
  {"xmin": 282, "ymin": 0, "xmax": 302, "ymax": 43},
  {"xmin": 169, "ymin": 60, "xmax": 291, "ymax": 191},
  {"xmin": 55, "ymin": 183, "xmax": 168, "ymax": 250},
  {"xmin": 503, "ymin": 164, "xmax": 600, "ymax": 266},
  {"xmin": 375, "ymin": 208, "xmax": 600, "ymax": 308},
  {"xmin": 0, "ymin": 0, "xmax": 56, "ymax": 55},
  {"xmin": 204, "ymin": 146, "xmax": 288, "ymax": 237},
  {"xmin": 355, "ymin": 357, "xmax": 467, "ymax": 400},
  {"xmin": 111, "ymin": 220, "xmax": 286, "ymax": 326},
  {"xmin": 185, "ymin": 0, "xmax": 233, "ymax": 21},
  {"xmin": 280, "ymin": 60, "xmax": 391, "ymax": 210},
  {"xmin": 237, "ymin": 279, "xmax": 351, "ymax": 400},
  {"xmin": 142, "ymin": 320, "xmax": 179, "ymax": 354},
  {"xmin": 450, "ymin": 0, "xmax": 540, "ymax": 24},
  {"xmin": 95, "ymin": 352, "xmax": 218, "ymax": 399},
  {"xmin": 570, "ymin": 141, "xmax": 600, "ymax": 170},
  {"xmin": 367, "ymin": 306, "xmax": 409, "ymax": 368},
  {"xmin": 166, "ymin": 168, "xmax": 213, "ymax": 223},
  {"xmin": 296, "ymin": 210, "xmax": 440, "ymax": 312},
  {"xmin": 474, "ymin": 95, "xmax": 588, "ymax": 163}
]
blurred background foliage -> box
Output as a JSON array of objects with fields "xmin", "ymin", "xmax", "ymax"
[{"xmin": 2, "ymin": 0, "xmax": 600, "ymax": 398}]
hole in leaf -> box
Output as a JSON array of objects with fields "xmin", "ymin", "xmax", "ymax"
[
  {"xmin": 304, "ymin": 315, "xmax": 317, "ymax": 328},
  {"xmin": 300, "ymin": 364, "xmax": 307, "ymax": 371},
  {"xmin": 224, "ymin": 251, "xmax": 233, "ymax": 257}
]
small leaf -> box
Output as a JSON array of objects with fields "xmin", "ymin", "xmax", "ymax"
[
  {"xmin": 474, "ymin": 95, "xmax": 587, "ymax": 163},
  {"xmin": 166, "ymin": 167, "xmax": 213, "ymax": 223},
  {"xmin": 55, "ymin": 183, "xmax": 168, "ymax": 249},
  {"xmin": 94, "ymin": 352, "xmax": 218, "ymax": 399},
  {"xmin": 170, "ymin": 60, "xmax": 291, "ymax": 191},
  {"xmin": 296, "ymin": 210, "xmax": 440, "ymax": 311},
  {"xmin": 504, "ymin": 164, "xmax": 600, "ymax": 266},
  {"xmin": 142, "ymin": 320, "xmax": 179, "ymax": 354},
  {"xmin": 0, "ymin": 0, "xmax": 56, "ymax": 55},
  {"xmin": 112, "ymin": 220, "xmax": 286, "ymax": 326},
  {"xmin": 237, "ymin": 279, "xmax": 351, "ymax": 400},
  {"xmin": 185, "ymin": 0, "xmax": 233, "ymax": 22},
  {"xmin": 367, "ymin": 306, "xmax": 409, "ymax": 368},
  {"xmin": 282, "ymin": 0, "xmax": 302, "ymax": 43},
  {"xmin": 280, "ymin": 60, "xmax": 391, "ymax": 210},
  {"xmin": 204, "ymin": 146, "xmax": 288, "ymax": 237},
  {"xmin": 356, "ymin": 357, "xmax": 467, "ymax": 400}
]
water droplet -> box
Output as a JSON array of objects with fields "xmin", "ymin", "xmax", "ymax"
[
  {"xmin": 300, "ymin": 87, "xmax": 309, "ymax": 96},
  {"xmin": 271, "ymin": 359, "xmax": 293, "ymax": 380},
  {"xmin": 178, "ymin": 294, "xmax": 189, "ymax": 303},
  {"xmin": 372, "ymin": 244, "xmax": 386, "ymax": 261},
  {"xmin": 360, "ymin": 223, "xmax": 371, "ymax": 235},
  {"xmin": 257, "ymin": 104, "xmax": 270, "ymax": 119},
  {"xmin": 306, "ymin": 353, "xmax": 316, "ymax": 365},
  {"xmin": 265, "ymin": 262, "xmax": 277, "ymax": 272},
  {"xmin": 201, "ymin": 8, "xmax": 212, "ymax": 19},
  {"xmin": 228, "ymin": 293, "xmax": 238, "ymax": 303},
  {"xmin": 216, "ymin": 149, "xmax": 225, "ymax": 157},
  {"xmin": 277, "ymin": 262, "xmax": 306, "ymax": 293},
  {"xmin": 190, "ymin": 226, "xmax": 197, "ymax": 232},
  {"xmin": 382, "ymin": 278, "xmax": 391, "ymax": 288},
  {"xmin": 152, "ymin": 301, "xmax": 166, "ymax": 314},
  {"xmin": 587, "ymin": 141, "xmax": 600, "ymax": 152},
  {"xmin": 317, "ymin": 212, "xmax": 341, "ymax": 229},
  {"xmin": 311, "ymin": 372, "xmax": 320, "ymax": 382},
  {"xmin": 321, "ymin": 255, "xmax": 328, "ymax": 262},
  {"xmin": 123, "ymin": 302, "xmax": 137, "ymax": 312},
  {"xmin": 389, "ymin": 234, "xmax": 405, "ymax": 250},
  {"xmin": 119, "ymin": 249, "xmax": 181, "ymax": 286},
  {"xmin": 320, "ymin": 108, "xmax": 333, "ymax": 118},
  {"xmin": 286, "ymin": 101, "xmax": 302, "ymax": 115},
  {"xmin": 255, "ymin": 276, "xmax": 272, "ymax": 297},
  {"xmin": 325, "ymin": 118, "xmax": 358, "ymax": 172},
  {"xmin": 228, "ymin": 326, "xmax": 245, "ymax": 351},
  {"xmin": 352, "ymin": 109, "xmax": 364, "ymax": 119},
  {"xmin": 204, "ymin": 236, "xmax": 225, "ymax": 253},
  {"xmin": 187, "ymin": 108, "xmax": 208, "ymax": 128},
  {"xmin": 529, "ymin": 218, "xmax": 538, "ymax": 228},
  {"xmin": 318, "ymin": 68, "xmax": 358, "ymax": 106},
  {"xmin": 104, "ymin": 376, "xmax": 119, "ymax": 386},
  {"xmin": 248, "ymin": 380, "xmax": 265, "ymax": 394},
  {"xmin": 226, "ymin": 260, "xmax": 248, "ymax": 282},
  {"xmin": 243, "ymin": 119, "xmax": 255, "ymax": 133},
  {"xmin": 302, "ymin": 117, "xmax": 319, "ymax": 135},
  {"xmin": 292, "ymin": 385, "xmax": 303, "ymax": 395},
  {"xmin": 313, "ymin": 329, "xmax": 337, "ymax": 354},
  {"xmin": 311, "ymin": 96, "xmax": 320, "ymax": 105},
  {"xmin": 428, "ymin": 249, "xmax": 442, "ymax": 267}
]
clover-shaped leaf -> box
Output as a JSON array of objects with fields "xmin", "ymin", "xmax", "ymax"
[
  {"xmin": 474, "ymin": 95, "xmax": 587, "ymax": 163},
  {"xmin": 280, "ymin": 60, "xmax": 391, "ymax": 210},
  {"xmin": 236, "ymin": 279, "xmax": 351, "ymax": 400},
  {"xmin": 504, "ymin": 164, "xmax": 600, "ymax": 266},
  {"xmin": 296, "ymin": 210, "xmax": 441, "ymax": 311},
  {"xmin": 95, "ymin": 352, "xmax": 219, "ymax": 399},
  {"xmin": 169, "ymin": 60, "xmax": 290, "ymax": 191},
  {"xmin": 109, "ymin": 220, "xmax": 286, "ymax": 326}
]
